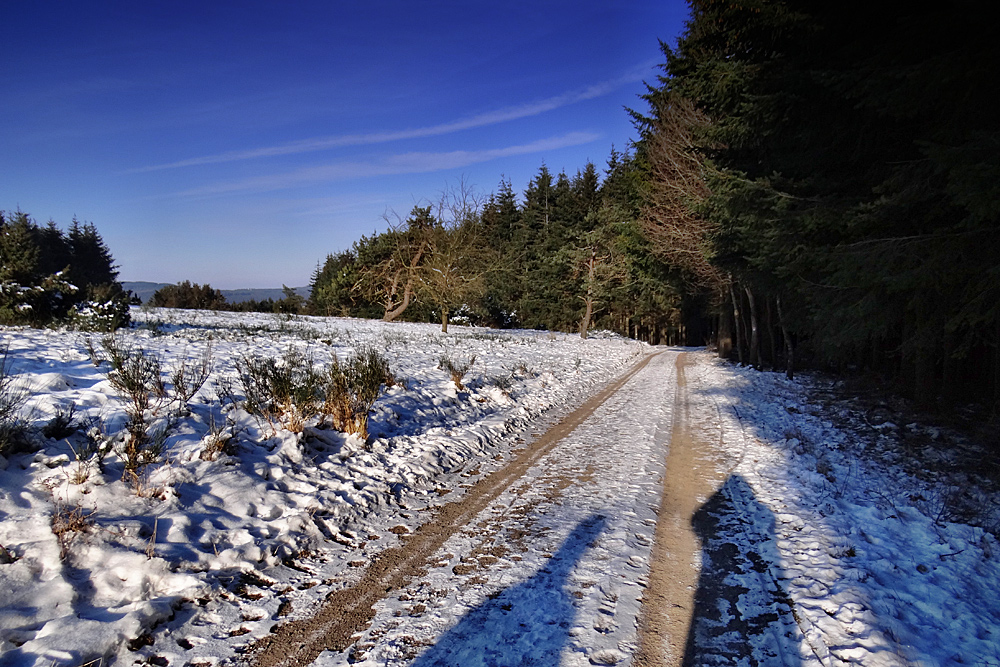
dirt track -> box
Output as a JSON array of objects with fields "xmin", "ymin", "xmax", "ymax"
[
  {"xmin": 634, "ymin": 352, "xmax": 726, "ymax": 666},
  {"xmin": 250, "ymin": 352, "xmax": 661, "ymax": 667}
]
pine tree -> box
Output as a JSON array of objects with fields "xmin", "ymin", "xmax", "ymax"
[{"xmin": 641, "ymin": 0, "xmax": 1000, "ymax": 401}]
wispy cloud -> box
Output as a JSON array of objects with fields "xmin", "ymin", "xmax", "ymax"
[
  {"xmin": 135, "ymin": 66, "xmax": 648, "ymax": 173},
  {"xmin": 176, "ymin": 132, "xmax": 601, "ymax": 198}
]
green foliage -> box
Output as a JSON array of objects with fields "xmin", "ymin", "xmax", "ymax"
[
  {"xmin": 42, "ymin": 405, "xmax": 78, "ymax": 440},
  {"xmin": 0, "ymin": 210, "xmax": 125, "ymax": 328},
  {"xmin": 101, "ymin": 336, "xmax": 167, "ymax": 484},
  {"xmin": 309, "ymin": 249, "xmax": 384, "ymax": 318},
  {"xmin": 150, "ymin": 281, "xmax": 227, "ymax": 310},
  {"xmin": 0, "ymin": 345, "xmax": 29, "ymax": 455},
  {"xmin": 307, "ymin": 163, "xmax": 682, "ymax": 341},
  {"xmin": 324, "ymin": 345, "xmax": 395, "ymax": 438},
  {"xmin": 236, "ymin": 349, "xmax": 323, "ymax": 432},
  {"xmin": 636, "ymin": 0, "xmax": 1000, "ymax": 401},
  {"xmin": 237, "ymin": 345, "xmax": 393, "ymax": 439},
  {"xmin": 70, "ymin": 283, "xmax": 132, "ymax": 332}
]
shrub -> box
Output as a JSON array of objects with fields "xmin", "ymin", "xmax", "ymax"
[
  {"xmin": 170, "ymin": 343, "xmax": 213, "ymax": 405},
  {"xmin": 0, "ymin": 345, "xmax": 29, "ymax": 455},
  {"xmin": 101, "ymin": 336, "xmax": 167, "ymax": 485},
  {"xmin": 323, "ymin": 345, "xmax": 394, "ymax": 439},
  {"xmin": 42, "ymin": 405, "xmax": 77, "ymax": 440},
  {"xmin": 69, "ymin": 284, "xmax": 132, "ymax": 332},
  {"xmin": 51, "ymin": 502, "xmax": 94, "ymax": 559},
  {"xmin": 487, "ymin": 373, "xmax": 514, "ymax": 395},
  {"xmin": 236, "ymin": 348, "xmax": 323, "ymax": 432},
  {"xmin": 236, "ymin": 345, "xmax": 393, "ymax": 439},
  {"xmin": 438, "ymin": 354, "xmax": 476, "ymax": 390}
]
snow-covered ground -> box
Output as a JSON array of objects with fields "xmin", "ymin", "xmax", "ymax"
[
  {"xmin": 686, "ymin": 354, "xmax": 1000, "ymax": 666},
  {"xmin": 0, "ymin": 309, "xmax": 644, "ymax": 667},
  {"xmin": 1, "ymin": 309, "xmax": 998, "ymax": 667}
]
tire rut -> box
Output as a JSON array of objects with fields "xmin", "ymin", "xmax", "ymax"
[
  {"xmin": 249, "ymin": 351, "xmax": 660, "ymax": 667},
  {"xmin": 634, "ymin": 351, "xmax": 724, "ymax": 667}
]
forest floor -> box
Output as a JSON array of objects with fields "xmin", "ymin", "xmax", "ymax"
[{"xmin": 1, "ymin": 310, "xmax": 999, "ymax": 666}]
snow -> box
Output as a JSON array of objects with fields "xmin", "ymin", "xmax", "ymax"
[
  {"xmin": 0, "ymin": 309, "xmax": 644, "ymax": 666},
  {"xmin": 690, "ymin": 355, "xmax": 1000, "ymax": 666},
  {"xmin": 330, "ymin": 351, "xmax": 675, "ymax": 666},
  {"xmin": 1, "ymin": 308, "xmax": 999, "ymax": 666}
]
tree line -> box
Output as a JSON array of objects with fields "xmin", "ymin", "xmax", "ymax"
[
  {"xmin": 7, "ymin": 0, "xmax": 994, "ymax": 408},
  {"xmin": 308, "ymin": 164, "xmax": 692, "ymax": 341},
  {"xmin": 0, "ymin": 210, "xmax": 130, "ymax": 330},
  {"xmin": 309, "ymin": 0, "xmax": 998, "ymax": 408},
  {"xmin": 632, "ymin": 0, "xmax": 998, "ymax": 406},
  {"xmin": 147, "ymin": 282, "xmax": 305, "ymax": 314}
]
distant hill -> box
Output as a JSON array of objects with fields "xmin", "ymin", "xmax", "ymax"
[
  {"xmin": 122, "ymin": 282, "xmax": 310, "ymax": 305},
  {"xmin": 122, "ymin": 282, "xmax": 172, "ymax": 304}
]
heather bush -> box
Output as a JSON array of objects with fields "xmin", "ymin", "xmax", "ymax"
[
  {"xmin": 236, "ymin": 348, "xmax": 323, "ymax": 432},
  {"xmin": 323, "ymin": 345, "xmax": 394, "ymax": 439},
  {"xmin": 439, "ymin": 354, "xmax": 476, "ymax": 390},
  {"xmin": 0, "ymin": 345, "xmax": 29, "ymax": 455},
  {"xmin": 101, "ymin": 336, "xmax": 167, "ymax": 485},
  {"xmin": 237, "ymin": 345, "xmax": 393, "ymax": 439}
]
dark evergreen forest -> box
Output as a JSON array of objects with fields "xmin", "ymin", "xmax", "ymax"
[
  {"xmin": 310, "ymin": 0, "xmax": 999, "ymax": 407},
  {"xmin": 0, "ymin": 210, "xmax": 130, "ymax": 330}
]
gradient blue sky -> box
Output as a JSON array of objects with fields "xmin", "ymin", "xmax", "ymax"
[{"xmin": 2, "ymin": 1, "xmax": 689, "ymax": 289}]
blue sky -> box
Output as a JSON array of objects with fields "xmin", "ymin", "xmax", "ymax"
[{"xmin": 2, "ymin": 1, "xmax": 689, "ymax": 289}]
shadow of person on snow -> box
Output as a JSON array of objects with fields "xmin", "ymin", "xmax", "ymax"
[
  {"xmin": 411, "ymin": 514, "xmax": 608, "ymax": 667},
  {"xmin": 683, "ymin": 474, "xmax": 804, "ymax": 666}
]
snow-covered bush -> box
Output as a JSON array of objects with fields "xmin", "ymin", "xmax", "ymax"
[
  {"xmin": 0, "ymin": 344, "xmax": 29, "ymax": 455},
  {"xmin": 69, "ymin": 284, "xmax": 132, "ymax": 332},
  {"xmin": 0, "ymin": 272, "xmax": 78, "ymax": 328},
  {"xmin": 438, "ymin": 353, "xmax": 476, "ymax": 389},
  {"xmin": 101, "ymin": 336, "xmax": 168, "ymax": 485},
  {"xmin": 323, "ymin": 345, "xmax": 394, "ymax": 438}
]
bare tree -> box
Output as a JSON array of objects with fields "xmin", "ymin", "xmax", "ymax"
[
  {"xmin": 640, "ymin": 95, "xmax": 728, "ymax": 296},
  {"xmin": 355, "ymin": 206, "xmax": 435, "ymax": 322},
  {"xmin": 419, "ymin": 181, "xmax": 493, "ymax": 332}
]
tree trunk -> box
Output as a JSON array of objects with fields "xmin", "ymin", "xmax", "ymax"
[
  {"xmin": 729, "ymin": 282, "xmax": 744, "ymax": 364},
  {"xmin": 579, "ymin": 256, "xmax": 595, "ymax": 339},
  {"xmin": 383, "ymin": 273, "xmax": 414, "ymax": 322},
  {"xmin": 718, "ymin": 305, "xmax": 733, "ymax": 359},
  {"xmin": 776, "ymin": 295, "xmax": 794, "ymax": 380},
  {"xmin": 382, "ymin": 242, "xmax": 426, "ymax": 322},
  {"xmin": 911, "ymin": 300, "xmax": 936, "ymax": 408},
  {"xmin": 579, "ymin": 296, "xmax": 593, "ymax": 339},
  {"xmin": 745, "ymin": 286, "xmax": 760, "ymax": 369},
  {"xmin": 766, "ymin": 298, "xmax": 778, "ymax": 371},
  {"xmin": 941, "ymin": 329, "xmax": 956, "ymax": 405},
  {"xmin": 441, "ymin": 307, "xmax": 449, "ymax": 333}
]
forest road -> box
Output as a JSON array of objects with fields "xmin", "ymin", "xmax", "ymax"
[{"xmin": 250, "ymin": 348, "xmax": 738, "ymax": 667}]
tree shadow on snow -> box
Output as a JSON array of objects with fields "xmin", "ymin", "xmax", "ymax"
[
  {"xmin": 683, "ymin": 474, "xmax": 804, "ymax": 666},
  {"xmin": 411, "ymin": 514, "xmax": 607, "ymax": 667}
]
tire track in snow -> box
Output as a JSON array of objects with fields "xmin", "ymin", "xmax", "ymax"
[
  {"xmin": 250, "ymin": 350, "xmax": 663, "ymax": 667},
  {"xmin": 637, "ymin": 352, "xmax": 808, "ymax": 666},
  {"xmin": 635, "ymin": 351, "xmax": 722, "ymax": 667}
]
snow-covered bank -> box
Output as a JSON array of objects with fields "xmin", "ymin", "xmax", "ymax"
[
  {"xmin": 0, "ymin": 309, "xmax": 645, "ymax": 667},
  {"xmin": 692, "ymin": 354, "xmax": 1000, "ymax": 666}
]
